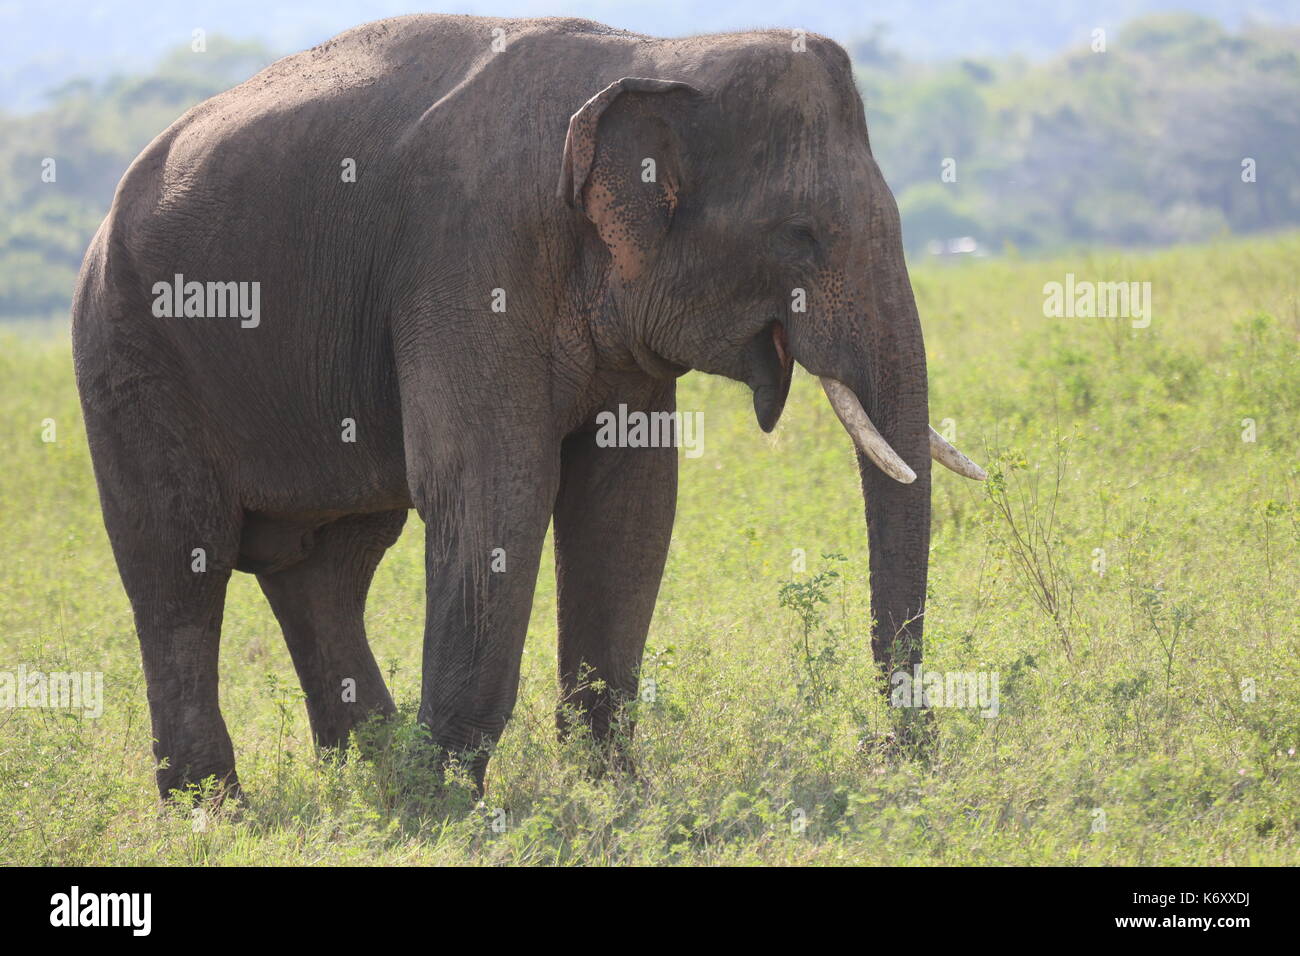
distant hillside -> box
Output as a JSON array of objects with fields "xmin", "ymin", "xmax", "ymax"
[{"xmin": 1, "ymin": 14, "xmax": 1298, "ymax": 319}]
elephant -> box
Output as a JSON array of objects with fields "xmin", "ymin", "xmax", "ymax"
[{"xmin": 71, "ymin": 14, "xmax": 985, "ymax": 799}]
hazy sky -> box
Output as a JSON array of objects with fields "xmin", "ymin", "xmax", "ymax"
[{"xmin": 4, "ymin": 0, "xmax": 1298, "ymax": 110}]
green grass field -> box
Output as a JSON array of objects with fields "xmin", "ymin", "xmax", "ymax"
[{"xmin": 2, "ymin": 234, "xmax": 1297, "ymax": 865}]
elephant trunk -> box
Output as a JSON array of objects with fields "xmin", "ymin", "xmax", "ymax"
[
  {"xmin": 799, "ymin": 181, "xmax": 985, "ymax": 690},
  {"xmin": 859, "ymin": 426, "xmax": 931, "ymax": 677},
  {"xmin": 818, "ymin": 250, "xmax": 934, "ymax": 684},
  {"xmin": 854, "ymin": 305, "xmax": 931, "ymax": 679}
]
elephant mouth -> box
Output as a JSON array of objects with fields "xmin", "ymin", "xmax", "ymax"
[{"xmin": 749, "ymin": 320, "xmax": 794, "ymax": 432}]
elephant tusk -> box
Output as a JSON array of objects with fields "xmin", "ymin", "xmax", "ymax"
[
  {"xmin": 929, "ymin": 426, "xmax": 988, "ymax": 481},
  {"xmin": 819, "ymin": 378, "xmax": 916, "ymax": 484}
]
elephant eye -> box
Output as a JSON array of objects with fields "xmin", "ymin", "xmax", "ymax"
[{"xmin": 777, "ymin": 218, "xmax": 819, "ymax": 258}]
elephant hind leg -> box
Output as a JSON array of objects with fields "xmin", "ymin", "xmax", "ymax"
[
  {"xmin": 256, "ymin": 510, "xmax": 408, "ymax": 749},
  {"xmin": 83, "ymin": 407, "xmax": 243, "ymax": 799},
  {"xmin": 128, "ymin": 541, "xmax": 241, "ymax": 800}
]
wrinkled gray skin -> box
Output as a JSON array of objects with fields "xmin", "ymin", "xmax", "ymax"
[{"xmin": 73, "ymin": 15, "xmax": 933, "ymax": 798}]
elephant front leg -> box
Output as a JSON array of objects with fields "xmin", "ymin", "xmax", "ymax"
[
  {"xmin": 553, "ymin": 402, "xmax": 678, "ymax": 762},
  {"xmin": 416, "ymin": 445, "xmax": 559, "ymax": 792}
]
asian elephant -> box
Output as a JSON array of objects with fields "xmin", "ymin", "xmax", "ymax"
[{"xmin": 71, "ymin": 14, "xmax": 985, "ymax": 799}]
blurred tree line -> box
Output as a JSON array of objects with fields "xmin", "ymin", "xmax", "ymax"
[
  {"xmin": 857, "ymin": 13, "xmax": 1300, "ymax": 254},
  {"xmin": 1, "ymin": 14, "xmax": 1298, "ymax": 320},
  {"xmin": 0, "ymin": 40, "xmax": 272, "ymax": 320}
]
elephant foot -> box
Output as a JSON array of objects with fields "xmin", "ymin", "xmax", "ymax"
[
  {"xmin": 157, "ymin": 766, "xmax": 244, "ymax": 808},
  {"xmin": 858, "ymin": 708, "xmax": 938, "ymax": 762}
]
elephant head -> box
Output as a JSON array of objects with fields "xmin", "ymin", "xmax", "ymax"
[{"xmin": 558, "ymin": 37, "xmax": 986, "ymax": 679}]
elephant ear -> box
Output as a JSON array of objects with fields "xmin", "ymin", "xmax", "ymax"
[{"xmin": 557, "ymin": 77, "xmax": 702, "ymax": 281}]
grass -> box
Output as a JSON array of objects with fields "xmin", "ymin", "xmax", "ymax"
[{"xmin": 1, "ymin": 232, "xmax": 1298, "ymax": 865}]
